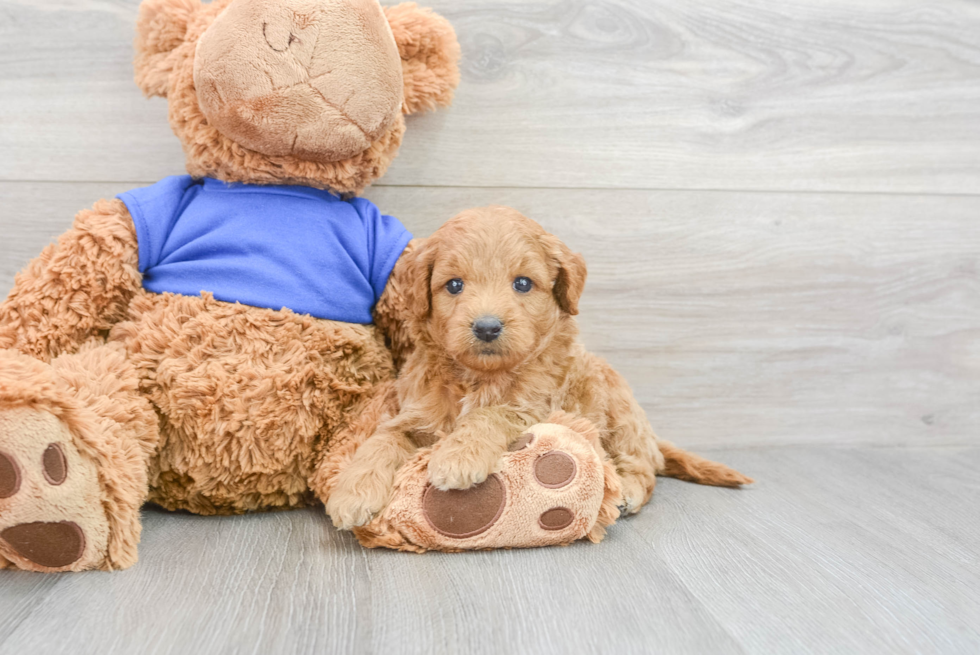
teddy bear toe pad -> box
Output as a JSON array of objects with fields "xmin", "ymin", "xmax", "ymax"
[
  {"xmin": 0, "ymin": 451, "xmax": 20, "ymax": 498},
  {"xmin": 422, "ymin": 474, "xmax": 506, "ymax": 538},
  {"xmin": 534, "ymin": 451, "xmax": 577, "ymax": 488},
  {"xmin": 355, "ymin": 423, "xmax": 610, "ymax": 552},
  {"xmin": 539, "ymin": 507, "xmax": 575, "ymax": 530},
  {"xmin": 0, "ymin": 408, "xmax": 109, "ymax": 571},
  {"xmin": 1, "ymin": 521, "xmax": 86, "ymax": 569}
]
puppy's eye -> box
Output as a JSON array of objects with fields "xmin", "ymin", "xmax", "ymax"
[
  {"xmin": 513, "ymin": 277, "xmax": 533, "ymax": 293},
  {"xmin": 446, "ymin": 278, "xmax": 464, "ymax": 295}
]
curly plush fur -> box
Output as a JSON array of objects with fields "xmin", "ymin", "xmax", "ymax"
[{"xmin": 0, "ymin": 199, "xmax": 142, "ymax": 361}]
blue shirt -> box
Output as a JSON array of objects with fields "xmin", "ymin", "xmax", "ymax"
[{"xmin": 117, "ymin": 176, "xmax": 411, "ymax": 324}]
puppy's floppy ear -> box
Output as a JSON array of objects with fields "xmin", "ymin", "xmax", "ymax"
[
  {"xmin": 541, "ymin": 234, "xmax": 588, "ymax": 315},
  {"xmin": 134, "ymin": 0, "xmax": 202, "ymax": 98},
  {"xmin": 405, "ymin": 238, "xmax": 438, "ymax": 324},
  {"xmin": 383, "ymin": 3, "xmax": 461, "ymax": 115}
]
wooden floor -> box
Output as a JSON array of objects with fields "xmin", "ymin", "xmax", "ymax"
[
  {"xmin": 1, "ymin": 0, "xmax": 979, "ymax": 653},
  {"xmin": 0, "ymin": 448, "xmax": 978, "ymax": 654}
]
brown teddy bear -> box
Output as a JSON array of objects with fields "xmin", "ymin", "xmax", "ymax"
[
  {"xmin": 0, "ymin": 0, "xmax": 456, "ymax": 571},
  {"xmin": 0, "ymin": 0, "xmax": 627, "ymax": 571}
]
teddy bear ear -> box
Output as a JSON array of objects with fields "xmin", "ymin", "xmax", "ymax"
[
  {"xmin": 383, "ymin": 3, "xmax": 462, "ymax": 115},
  {"xmin": 134, "ymin": 0, "xmax": 202, "ymax": 98}
]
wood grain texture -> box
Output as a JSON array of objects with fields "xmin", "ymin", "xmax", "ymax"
[
  {"xmin": 3, "ymin": 182, "xmax": 978, "ymax": 448},
  {"xmin": 643, "ymin": 446, "xmax": 980, "ymax": 654},
  {"xmin": 2, "ymin": 0, "xmax": 980, "ymax": 192},
  {"xmin": 0, "ymin": 447, "xmax": 977, "ymax": 654}
]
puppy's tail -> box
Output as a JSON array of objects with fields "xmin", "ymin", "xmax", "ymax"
[{"xmin": 658, "ymin": 442, "xmax": 754, "ymax": 488}]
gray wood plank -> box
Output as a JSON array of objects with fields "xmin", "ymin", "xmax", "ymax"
[
  {"xmin": 0, "ymin": 512, "xmax": 741, "ymax": 655},
  {"xmin": 3, "ymin": 182, "xmax": 978, "ymax": 449},
  {"xmin": 0, "ymin": 571, "xmax": 64, "ymax": 646},
  {"xmin": 642, "ymin": 446, "xmax": 980, "ymax": 654},
  {"xmin": 0, "ymin": 446, "xmax": 977, "ymax": 654},
  {"xmin": 2, "ymin": 0, "xmax": 980, "ymax": 193},
  {"xmin": 0, "ymin": 508, "xmax": 371, "ymax": 655},
  {"xmin": 357, "ymin": 536, "xmax": 743, "ymax": 655}
]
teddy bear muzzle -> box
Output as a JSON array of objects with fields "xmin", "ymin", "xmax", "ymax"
[{"xmin": 194, "ymin": 0, "xmax": 404, "ymax": 163}]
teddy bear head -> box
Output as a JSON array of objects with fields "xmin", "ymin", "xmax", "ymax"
[{"xmin": 134, "ymin": 0, "xmax": 460, "ymax": 194}]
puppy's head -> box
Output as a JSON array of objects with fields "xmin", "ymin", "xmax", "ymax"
[{"xmin": 406, "ymin": 206, "xmax": 587, "ymax": 372}]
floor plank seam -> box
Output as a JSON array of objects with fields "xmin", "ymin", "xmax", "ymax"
[
  {"xmin": 2, "ymin": 180, "xmax": 980, "ymax": 200},
  {"xmin": 0, "ymin": 578, "xmax": 68, "ymax": 649},
  {"xmin": 621, "ymin": 519, "xmax": 752, "ymax": 655},
  {"xmin": 695, "ymin": 443, "xmax": 980, "ymax": 452}
]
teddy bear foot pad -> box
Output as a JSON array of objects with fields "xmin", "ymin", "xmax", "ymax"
[
  {"xmin": 353, "ymin": 423, "xmax": 619, "ymax": 552},
  {"xmin": 0, "ymin": 408, "xmax": 109, "ymax": 571}
]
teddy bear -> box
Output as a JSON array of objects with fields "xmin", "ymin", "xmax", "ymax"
[{"xmin": 0, "ymin": 0, "xmax": 620, "ymax": 572}]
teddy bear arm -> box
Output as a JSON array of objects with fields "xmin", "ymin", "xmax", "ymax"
[{"xmin": 0, "ymin": 199, "xmax": 142, "ymax": 362}]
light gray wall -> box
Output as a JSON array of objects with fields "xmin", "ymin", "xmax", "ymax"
[{"xmin": 2, "ymin": 0, "xmax": 978, "ymax": 449}]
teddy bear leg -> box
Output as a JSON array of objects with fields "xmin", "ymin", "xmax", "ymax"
[
  {"xmin": 0, "ymin": 344, "xmax": 158, "ymax": 572},
  {"xmin": 353, "ymin": 416, "xmax": 624, "ymax": 552}
]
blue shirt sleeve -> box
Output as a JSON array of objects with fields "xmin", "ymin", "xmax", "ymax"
[
  {"xmin": 350, "ymin": 197, "xmax": 413, "ymax": 302},
  {"xmin": 117, "ymin": 176, "xmax": 198, "ymax": 272}
]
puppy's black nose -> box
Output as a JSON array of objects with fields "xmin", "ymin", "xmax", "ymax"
[{"xmin": 472, "ymin": 316, "xmax": 503, "ymax": 343}]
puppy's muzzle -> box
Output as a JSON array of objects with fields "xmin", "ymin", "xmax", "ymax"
[{"xmin": 472, "ymin": 316, "xmax": 503, "ymax": 343}]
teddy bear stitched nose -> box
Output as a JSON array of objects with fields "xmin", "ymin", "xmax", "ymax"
[
  {"xmin": 261, "ymin": 6, "xmax": 315, "ymax": 53},
  {"xmin": 262, "ymin": 21, "xmax": 299, "ymax": 53}
]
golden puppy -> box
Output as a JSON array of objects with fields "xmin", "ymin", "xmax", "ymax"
[{"xmin": 326, "ymin": 207, "xmax": 752, "ymax": 530}]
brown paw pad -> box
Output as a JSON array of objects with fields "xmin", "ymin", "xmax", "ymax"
[
  {"xmin": 534, "ymin": 451, "xmax": 577, "ymax": 488},
  {"xmin": 423, "ymin": 474, "xmax": 506, "ymax": 538},
  {"xmin": 42, "ymin": 443, "xmax": 67, "ymax": 486},
  {"xmin": 539, "ymin": 507, "xmax": 575, "ymax": 531},
  {"xmin": 0, "ymin": 451, "xmax": 20, "ymax": 499},
  {"xmin": 507, "ymin": 432, "xmax": 534, "ymax": 452},
  {"xmin": 1, "ymin": 521, "xmax": 86, "ymax": 568}
]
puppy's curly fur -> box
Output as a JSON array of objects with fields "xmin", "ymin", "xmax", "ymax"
[{"xmin": 326, "ymin": 207, "xmax": 752, "ymax": 530}]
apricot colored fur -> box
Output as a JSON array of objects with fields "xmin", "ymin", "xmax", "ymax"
[{"xmin": 327, "ymin": 207, "xmax": 752, "ymax": 531}]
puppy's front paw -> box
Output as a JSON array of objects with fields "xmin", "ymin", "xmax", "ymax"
[
  {"xmin": 326, "ymin": 485, "xmax": 389, "ymax": 531},
  {"xmin": 427, "ymin": 445, "xmax": 497, "ymax": 491}
]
